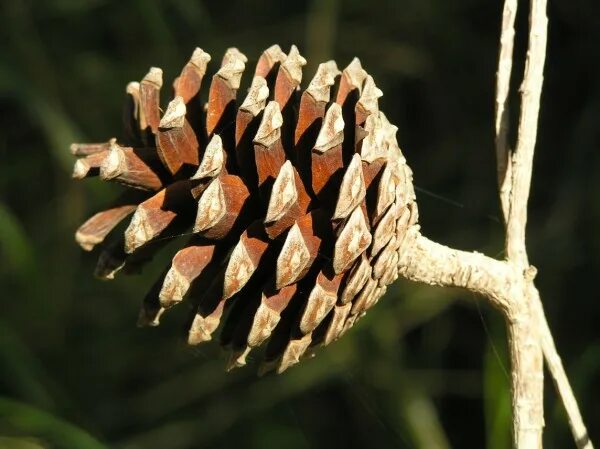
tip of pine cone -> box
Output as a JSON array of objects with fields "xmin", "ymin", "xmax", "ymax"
[
  {"xmin": 282, "ymin": 45, "xmax": 307, "ymax": 83},
  {"xmin": 137, "ymin": 307, "xmax": 163, "ymax": 327},
  {"xmin": 190, "ymin": 47, "xmax": 211, "ymax": 67},
  {"xmin": 225, "ymin": 347, "xmax": 251, "ymax": 372},
  {"xmin": 143, "ymin": 67, "xmax": 163, "ymax": 87},
  {"xmin": 159, "ymin": 96, "xmax": 186, "ymax": 129}
]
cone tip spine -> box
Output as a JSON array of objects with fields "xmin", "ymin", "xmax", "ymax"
[
  {"xmin": 265, "ymin": 160, "xmax": 297, "ymax": 223},
  {"xmin": 282, "ymin": 45, "xmax": 307, "ymax": 84},
  {"xmin": 254, "ymin": 101, "xmax": 283, "ymax": 146},
  {"xmin": 240, "ymin": 76, "xmax": 269, "ymax": 116},
  {"xmin": 314, "ymin": 103, "xmax": 344, "ymax": 153},
  {"xmin": 190, "ymin": 47, "xmax": 211, "ymax": 68},
  {"xmin": 193, "ymin": 134, "xmax": 224, "ymax": 179},
  {"xmin": 160, "ymin": 96, "xmax": 187, "ymax": 129},
  {"xmin": 143, "ymin": 67, "xmax": 163, "ymax": 88}
]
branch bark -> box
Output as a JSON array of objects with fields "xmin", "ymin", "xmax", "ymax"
[
  {"xmin": 397, "ymin": 231, "xmax": 515, "ymax": 315},
  {"xmin": 535, "ymin": 293, "xmax": 594, "ymax": 449},
  {"xmin": 495, "ymin": 0, "xmax": 517, "ymax": 222},
  {"xmin": 504, "ymin": 0, "xmax": 547, "ymax": 266},
  {"xmin": 497, "ymin": 0, "xmax": 593, "ymax": 447},
  {"xmin": 394, "ymin": 0, "xmax": 594, "ymax": 447},
  {"xmin": 501, "ymin": 1, "xmax": 547, "ymax": 446}
]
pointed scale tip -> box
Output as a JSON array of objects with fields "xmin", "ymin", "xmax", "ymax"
[
  {"xmin": 254, "ymin": 101, "xmax": 283, "ymax": 147},
  {"xmin": 306, "ymin": 61, "xmax": 341, "ymax": 103},
  {"xmin": 159, "ymin": 96, "xmax": 186, "ymax": 129},
  {"xmin": 345, "ymin": 58, "xmax": 367, "ymax": 88},
  {"xmin": 194, "ymin": 177, "xmax": 226, "ymax": 233},
  {"xmin": 193, "ymin": 134, "xmax": 224, "ymax": 180},
  {"xmin": 69, "ymin": 143, "xmax": 81, "ymax": 156},
  {"xmin": 255, "ymin": 45, "xmax": 287, "ymax": 78},
  {"xmin": 158, "ymin": 266, "xmax": 190, "ymax": 308},
  {"xmin": 217, "ymin": 53, "xmax": 246, "ymax": 90},
  {"xmin": 300, "ymin": 283, "xmax": 337, "ymax": 334},
  {"xmin": 371, "ymin": 204, "xmax": 398, "ymax": 257},
  {"xmin": 358, "ymin": 75, "xmax": 383, "ymax": 112},
  {"xmin": 265, "ymin": 160, "xmax": 297, "ymax": 223},
  {"xmin": 126, "ymin": 81, "xmax": 140, "ymax": 95},
  {"xmin": 333, "ymin": 207, "xmax": 372, "ymax": 274},
  {"xmin": 75, "ymin": 230, "xmax": 97, "ymax": 252},
  {"xmin": 222, "ymin": 47, "xmax": 248, "ymax": 65},
  {"xmin": 263, "ymin": 44, "xmax": 286, "ymax": 63},
  {"xmin": 99, "ymin": 142, "xmax": 124, "ymax": 180},
  {"xmin": 360, "ymin": 112, "xmax": 391, "ymax": 163},
  {"xmin": 225, "ymin": 347, "xmax": 251, "ymax": 372},
  {"xmin": 340, "ymin": 255, "xmax": 371, "ymax": 304},
  {"xmin": 70, "ymin": 138, "xmax": 115, "ymax": 157},
  {"xmin": 332, "ymin": 153, "xmax": 366, "ymax": 220},
  {"xmin": 75, "ymin": 203, "xmax": 137, "ymax": 252},
  {"xmin": 313, "ymin": 103, "xmax": 344, "ymax": 153},
  {"xmin": 188, "ymin": 314, "xmax": 217, "ymax": 345},
  {"xmin": 137, "ymin": 305, "xmax": 164, "ymax": 327},
  {"xmin": 223, "ymin": 240, "xmax": 256, "ymax": 300},
  {"xmin": 190, "ymin": 47, "xmax": 211, "ymax": 68},
  {"xmin": 275, "ymin": 223, "xmax": 310, "ymax": 290},
  {"xmin": 143, "ymin": 67, "xmax": 163, "ymax": 88},
  {"xmin": 278, "ymin": 335, "xmax": 312, "ymax": 373},
  {"xmin": 124, "ymin": 208, "xmax": 153, "ymax": 254},
  {"xmin": 240, "ymin": 76, "xmax": 269, "ymax": 116},
  {"xmin": 282, "ymin": 45, "xmax": 307, "ymax": 84},
  {"xmin": 72, "ymin": 159, "xmax": 92, "ymax": 179},
  {"xmin": 247, "ymin": 300, "xmax": 282, "ymax": 348}
]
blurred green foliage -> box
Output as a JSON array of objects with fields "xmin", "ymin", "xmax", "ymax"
[{"xmin": 0, "ymin": 0, "xmax": 598, "ymax": 448}]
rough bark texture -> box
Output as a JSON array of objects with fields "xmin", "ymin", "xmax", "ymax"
[
  {"xmin": 397, "ymin": 232, "xmax": 515, "ymax": 313},
  {"xmin": 495, "ymin": 0, "xmax": 517, "ymax": 222}
]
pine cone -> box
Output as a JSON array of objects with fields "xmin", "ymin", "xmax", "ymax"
[{"xmin": 71, "ymin": 45, "xmax": 419, "ymax": 374}]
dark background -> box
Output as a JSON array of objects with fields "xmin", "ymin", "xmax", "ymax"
[{"xmin": 0, "ymin": 0, "xmax": 598, "ymax": 448}]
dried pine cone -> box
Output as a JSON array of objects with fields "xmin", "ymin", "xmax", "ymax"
[{"xmin": 71, "ymin": 45, "xmax": 419, "ymax": 374}]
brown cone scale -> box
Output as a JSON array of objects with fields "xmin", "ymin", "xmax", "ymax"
[{"xmin": 71, "ymin": 45, "xmax": 419, "ymax": 374}]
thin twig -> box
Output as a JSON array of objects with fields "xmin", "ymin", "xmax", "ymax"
[
  {"xmin": 534, "ymin": 293, "xmax": 595, "ymax": 449},
  {"xmin": 505, "ymin": 0, "xmax": 547, "ymax": 266},
  {"xmin": 494, "ymin": 0, "xmax": 518, "ymax": 222}
]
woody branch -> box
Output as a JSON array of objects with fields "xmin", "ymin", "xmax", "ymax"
[{"xmin": 395, "ymin": 0, "xmax": 593, "ymax": 448}]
